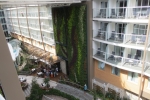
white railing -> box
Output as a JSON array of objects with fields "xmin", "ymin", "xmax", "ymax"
[
  {"xmin": 27, "ymin": 13, "xmax": 38, "ymax": 17},
  {"xmin": 94, "ymin": 6, "xmax": 150, "ymax": 19},
  {"xmin": 93, "ymin": 49, "xmax": 143, "ymax": 68},
  {"xmin": 43, "ymin": 36, "xmax": 54, "ymax": 45},
  {"xmin": 22, "ymin": 32, "xmax": 29, "ymax": 37},
  {"xmin": 31, "ymin": 34, "xmax": 42, "ymax": 41},
  {"xmin": 94, "ymin": 30, "xmax": 148, "ymax": 45},
  {"xmin": 29, "ymin": 23, "xmax": 40, "ymax": 28}
]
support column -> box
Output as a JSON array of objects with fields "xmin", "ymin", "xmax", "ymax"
[{"xmin": 0, "ymin": 24, "xmax": 25, "ymax": 100}]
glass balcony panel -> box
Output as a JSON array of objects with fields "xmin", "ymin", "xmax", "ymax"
[
  {"xmin": 106, "ymin": 51, "xmax": 122, "ymax": 65},
  {"xmin": 124, "ymin": 34, "xmax": 146, "ymax": 46},
  {"xmin": 94, "ymin": 29, "xmax": 106, "ymax": 40},
  {"xmin": 43, "ymin": 36, "xmax": 54, "ymax": 45},
  {"xmin": 93, "ymin": 49, "xmax": 143, "ymax": 71},
  {"xmin": 145, "ymin": 62, "xmax": 150, "ymax": 74},
  {"xmin": 93, "ymin": 49, "xmax": 106, "ymax": 61},
  {"xmin": 107, "ymin": 32, "xmax": 124, "ymax": 43},
  {"xmin": 94, "ymin": 8, "xmax": 108, "ymax": 18}
]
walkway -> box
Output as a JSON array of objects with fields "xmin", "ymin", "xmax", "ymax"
[{"xmin": 19, "ymin": 75, "xmax": 93, "ymax": 100}]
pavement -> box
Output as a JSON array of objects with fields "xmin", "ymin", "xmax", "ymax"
[{"xmin": 19, "ymin": 75, "xmax": 93, "ymax": 100}]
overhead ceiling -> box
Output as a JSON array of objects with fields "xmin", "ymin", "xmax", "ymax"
[{"xmin": 0, "ymin": 0, "xmax": 88, "ymax": 8}]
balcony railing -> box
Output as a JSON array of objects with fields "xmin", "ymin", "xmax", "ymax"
[
  {"xmin": 22, "ymin": 32, "xmax": 29, "ymax": 38},
  {"xmin": 94, "ymin": 30, "xmax": 149, "ymax": 45},
  {"xmin": 93, "ymin": 49, "xmax": 143, "ymax": 71},
  {"xmin": 43, "ymin": 36, "xmax": 54, "ymax": 45},
  {"xmin": 29, "ymin": 23, "xmax": 40, "ymax": 28},
  {"xmin": 94, "ymin": 6, "xmax": 150, "ymax": 19},
  {"xmin": 18, "ymin": 13, "xmax": 26, "ymax": 17},
  {"xmin": 39, "ymin": 12, "xmax": 51, "ymax": 17},
  {"xmin": 31, "ymin": 34, "xmax": 42, "ymax": 41},
  {"xmin": 27, "ymin": 13, "xmax": 38, "ymax": 17}
]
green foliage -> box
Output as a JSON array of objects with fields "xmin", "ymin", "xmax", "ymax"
[
  {"xmin": 45, "ymin": 88, "xmax": 79, "ymax": 100},
  {"xmin": 52, "ymin": 5, "xmax": 87, "ymax": 86},
  {"xmin": 20, "ymin": 56, "xmax": 24, "ymax": 65},
  {"xmin": 27, "ymin": 80, "xmax": 79, "ymax": 100},
  {"xmin": 22, "ymin": 60, "xmax": 37, "ymax": 71},
  {"xmin": 43, "ymin": 77, "xmax": 50, "ymax": 88}
]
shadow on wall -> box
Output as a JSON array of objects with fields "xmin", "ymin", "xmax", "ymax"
[{"xmin": 52, "ymin": 5, "xmax": 87, "ymax": 86}]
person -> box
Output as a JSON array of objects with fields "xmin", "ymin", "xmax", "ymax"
[
  {"xmin": 56, "ymin": 67, "xmax": 58, "ymax": 75},
  {"xmin": 43, "ymin": 68, "xmax": 46, "ymax": 73},
  {"xmin": 46, "ymin": 70, "xmax": 49, "ymax": 77},
  {"xmin": 84, "ymin": 84, "xmax": 87, "ymax": 93},
  {"xmin": 51, "ymin": 72, "xmax": 53, "ymax": 78},
  {"xmin": 54, "ymin": 71, "xmax": 56, "ymax": 77}
]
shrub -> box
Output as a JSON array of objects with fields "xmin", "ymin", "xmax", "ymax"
[{"xmin": 27, "ymin": 79, "xmax": 79, "ymax": 100}]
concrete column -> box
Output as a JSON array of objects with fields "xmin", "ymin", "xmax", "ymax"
[{"xmin": 0, "ymin": 24, "xmax": 25, "ymax": 100}]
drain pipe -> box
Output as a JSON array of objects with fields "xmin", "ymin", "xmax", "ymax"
[{"xmin": 138, "ymin": 15, "xmax": 150, "ymax": 100}]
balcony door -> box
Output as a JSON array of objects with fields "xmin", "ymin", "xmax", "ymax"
[
  {"xmin": 101, "ymin": 2, "xmax": 108, "ymax": 8},
  {"xmin": 101, "ymin": 22, "xmax": 108, "ymax": 32},
  {"xmin": 100, "ymin": 43, "xmax": 107, "ymax": 52},
  {"xmin": 114, "ymin": 46, "xmax": 124, "ymax": 56},
  {"xmin": 133, "ymin": 24, "xmax": 147, "ymax": 35},
  {"xmin": 115, "ymin": 23, "xmax": 126, "ymax": 39},
  {"xmin": 117, "ymin": 0, "xmax": 127, "ymax": 16}
]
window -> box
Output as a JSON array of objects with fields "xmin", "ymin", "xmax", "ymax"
[
  {"xmin": 98, "ymin": 61, "xmax": 105, "ymax": 70},
  {"xmin": 112, "ymin": 67, "xmax": 120, "ymax": 76},
  {"xmin": 148, "ymin": 78, "xmax": 150, "ymax": 89},
  {"xmin": 128, "ymin": 72, "xmax": 138, "ymax": 83}
]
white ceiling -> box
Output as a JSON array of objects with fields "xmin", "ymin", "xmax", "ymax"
[{"xmin": 0, "ymin": 0, "xmax": 88, "ymax": 8}]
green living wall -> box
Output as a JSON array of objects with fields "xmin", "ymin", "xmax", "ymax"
[{"xmin": 52, "ymin": 5, "xmax": 87, "ymax": 85}]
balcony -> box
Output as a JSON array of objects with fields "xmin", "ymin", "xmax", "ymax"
[
  {"xmin": 43, "ymin": 36, "xmax": 55, "ymax": 46},
  {"xmin": 31, "ymin": 34, "xmax": 42, "ymax": 42},
  {"xmin": 22, "ymin": 32, "xmax": 30, "ymax": 38},
  {"xmin": 94, "ymin": 30, "xmax": 148, "ymax": 48},
  {"xmin": 145, "ymin": 62, "xmax": 150, "ymax": 76},
  {"xmin": 27, "ymin": 12, "xmax": 38, "ymax": 17},
  {"xmin": 93, "ymin": 49, "xmax": 143, "ymax": 73},
  {"xmin": 39, "ymin": 11, "xmax": 52, "ymax": 18},
  {"xmin": 29, "ymin": 23, "xmax": 40, "ymax": 29},
  {"xmin": 94, "ymin": 7, "xmax": 150, "ymax": 19}
]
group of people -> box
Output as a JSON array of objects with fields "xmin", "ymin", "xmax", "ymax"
[{"xmin": 40, "ymin": 65, "xmax": 59, "ymax": 78}]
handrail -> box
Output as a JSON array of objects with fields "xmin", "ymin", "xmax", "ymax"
[
  {"xmin": 95, "ymin": 30, "xmax": 147, "ymax": 36},
  {"xmin": 93, "ymin": 6, "xmax": 150, "ymax": 9},
  {"xmin": 94, "ymin": 49, "xmax": 144, "ymax": 63}
]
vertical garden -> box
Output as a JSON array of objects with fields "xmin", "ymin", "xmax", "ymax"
[{"xmin": 52, "ymin": 5, "xmax": 87, "ymax": 85}]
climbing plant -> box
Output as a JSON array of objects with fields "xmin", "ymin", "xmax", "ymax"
[{"xmin": 52, "ymin": 5, "xmax": 87, "ymax": 86}]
